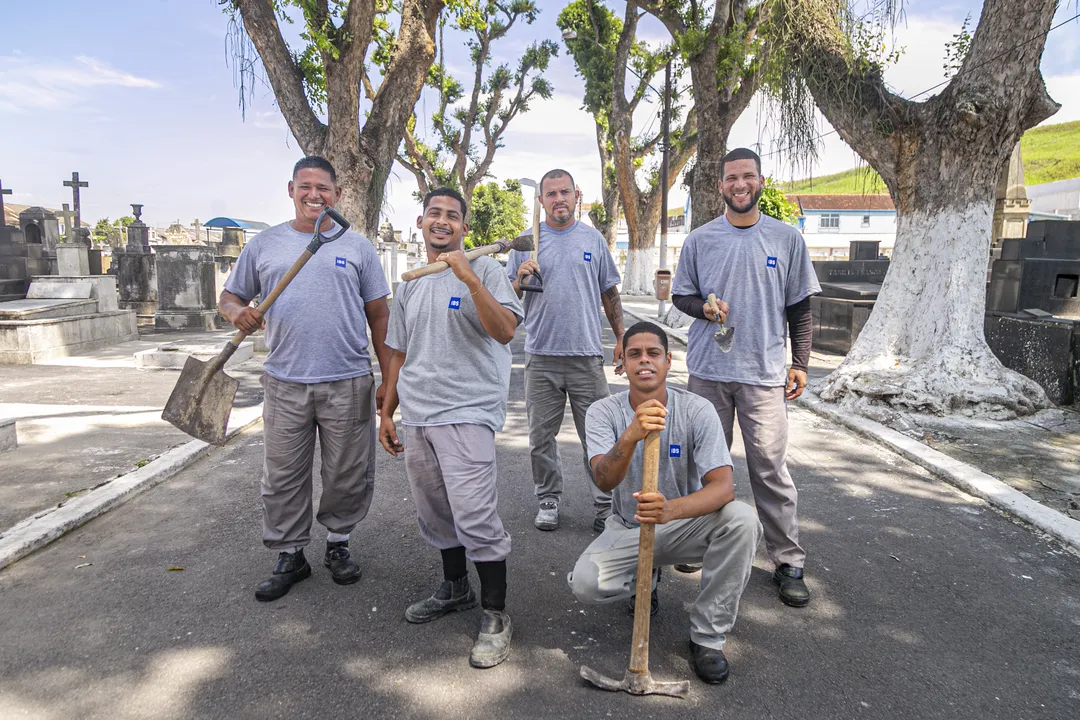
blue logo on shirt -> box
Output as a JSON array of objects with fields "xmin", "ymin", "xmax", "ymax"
[
  {"xmin": 335, "ymin": 256, "xmax": 347, "ymax": 268},
  {"xmin": 766, "ymin": 256, "xmax": 777, "ymax": 268},
  {"xmin": 669, "ymin": 444, "xmax": 681, "ymax": 458},
  {"xmin": 448, "ymin": 297, "xmax": 462, "ymax": 310},
  {"xmin": 583, "ymin": 251, "xmax": 593, "ymax": 262}
]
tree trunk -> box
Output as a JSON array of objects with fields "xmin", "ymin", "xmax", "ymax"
[
  {"xmin": 622, "ymin": 200, "xmax": 662, "ymax": 295},
  {"xmin": 589, "ymin": 121, "xmax": 620, "ymax": 250},
  {"xmin": 778, "ymin": 0, "xmax": 1060, "ymax": 418}
]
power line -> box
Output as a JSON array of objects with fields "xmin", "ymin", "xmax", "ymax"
[{"xmin": 758, "ymin": 10, "xmax": 1080, "ymax": 161}]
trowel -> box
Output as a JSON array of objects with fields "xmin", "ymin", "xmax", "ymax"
[{"xmin": 706, "ymin": 293, "xmax": 734, "ymax": 353}]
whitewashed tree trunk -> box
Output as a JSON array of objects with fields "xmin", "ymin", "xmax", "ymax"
[
  {"xmin": 622, "ymin": 248, "xmax": 655, "ymax": 296},
  {"xmin": 819, "ymin": 202, "xmax": 1045, "ymax": 417},
  {"xmin": 779, "ymin": 0, "xmax": 1060, "ymax": 418}
]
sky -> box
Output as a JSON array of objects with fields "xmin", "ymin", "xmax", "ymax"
[{"xmin": 1, "ymin": 0, "xmax": 1077, "ymax": 236}]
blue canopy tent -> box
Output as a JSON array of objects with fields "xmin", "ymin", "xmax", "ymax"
[{"xmin": 199, "ymin": 217, "xmax": 271, "ymax": 245}]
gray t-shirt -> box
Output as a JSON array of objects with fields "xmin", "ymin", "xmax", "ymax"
[
  {"xmin": 386, "ymin": 256, "xmax": 524, "ymax": 432},
  {"xmin": 672, "ymin": 214, "xmax": 820, "ymax": 386},
  {"xmin": 224, "ymin": 221, "xmax": 390, "ymax": 383},
  {"xmin": 506, "ymin": 220, "xmax": 621, "ymax": 356},
  {"xmin": 585, "ymin": 387, "xmax": 733, "ymax": 528}
]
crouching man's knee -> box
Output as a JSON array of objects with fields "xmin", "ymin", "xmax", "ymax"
[
  {"xmin": 567, "ymin": 558, "xmax": 604, "ymax": 604},
  {"xmin": 710, "ymin": 500, "xmax": 763, "ymax": 543}
]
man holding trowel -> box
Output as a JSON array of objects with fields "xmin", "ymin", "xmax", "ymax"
[
  {"xmin": 569, "ymin": 321, "xmax": 762, "ymax": 684},
  {"xmin": 219, "ymin": 156, "xmax": 391, "ymax": 602},
  {"xmin": 507, "ymin": 169, "xmax": 625, "ymax": 533},
  {"xmin": 379, "ymin": 187, "xmax": 523, "ymax": 668},
  {"xmin": 671, "ymin": 147, "xmax": 820, "ymax": 608}
]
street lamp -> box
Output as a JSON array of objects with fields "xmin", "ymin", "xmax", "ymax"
[{"xmin": 561, "ymin": 29, "xmax": 673, "ymax": 317}]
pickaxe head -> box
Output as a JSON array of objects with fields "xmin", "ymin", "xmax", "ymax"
[{"xmin": 580, "ymin": 666, "xmax": 690, "ymax": 698}]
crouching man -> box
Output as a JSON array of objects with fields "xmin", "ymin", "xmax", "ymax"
[{"xmin": 568, "ymin": 321, "xmax": 762, "ymax": 683}]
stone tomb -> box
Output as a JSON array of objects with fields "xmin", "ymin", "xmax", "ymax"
[
  {"xmin": 985, "ymin": 220, "xmax": 1080, "ymax": 405},
  {"xmin": 0, "ymin": 276, "xmax": 137, "ymax": 363},
  {"xmin": 0, "ymin": 224, "xmax": 51, "ymax": 301},
  {"xmin": 809, "ymin": 241, "xmax": 890, "ymax": 354},
  {"xmin": 154, "ymin": 246, "xmax": 219, "ymax": 331}
]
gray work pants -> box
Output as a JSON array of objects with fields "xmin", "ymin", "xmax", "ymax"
[
  {"xmin": 687, "ymin": 376, "xmax": 805, "ymax": 568},
  {"xmin": 403, "ymin": 424, "xmax": 511, "ymax": 563},
  {"xmin": 524, "ymin": 354, "xmax": 612, "ymax": 518},
  {"xmin": 260, "ymin": 373, "xmax": 376, "ymax": 551},
  {"xmin": 568, "ymin": 501, "xmax": 762, "ymax": 650}
]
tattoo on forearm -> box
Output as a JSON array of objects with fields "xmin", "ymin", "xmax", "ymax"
[{"xmin": 601, "ymin": 286, "xmax": 624, "ymax": 335}]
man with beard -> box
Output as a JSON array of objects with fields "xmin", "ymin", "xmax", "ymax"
[
  {"xmin": 507, "ymin": 169, "xmax": 624, "ymax": 534},
  {"xmin": 379, "ymin": 188, "xmax": 523, "ymax": 668},
  {"xmin": 220, "ymin": 156, "xmax": 390, "ymax": 601},
  {"xmin": 569, "ymin": 321, "xmax": 762, "ymax": 684},
  {"xmin": 671, "ymin": 148, "xmax": 820, "ymax": 608}
]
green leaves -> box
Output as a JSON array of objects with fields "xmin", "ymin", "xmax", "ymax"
[
  {"xmin": 758, "ymin": 178, "xmax": 800, "ymax": 225},
  {"xmin": 465, "ymin": 179, "xmax": 527, "ymax": 249}
]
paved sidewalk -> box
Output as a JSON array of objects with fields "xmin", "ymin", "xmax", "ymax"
[
  {"xmin": 0, "ymin": 330, "xmax": 265, "ymax": 534},
  {"xmin": 0, "ymin": 326, "xmax": 1077, "ymax": 719}
]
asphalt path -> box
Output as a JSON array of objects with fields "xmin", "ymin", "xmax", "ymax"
[{"xmin": 1, "ymin": 326, "xmax": 1078, "ymax": 719}]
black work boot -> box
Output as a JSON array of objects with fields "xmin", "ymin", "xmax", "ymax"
[
  {"xmin": 627, "ymin": 568, "xmax": 661, "ymax": 618},
  {"xmin": 689, "ymin": 640, "xmax": 730, "ymax": 684},
  {"xmin": 470, "ymin": 609, "xmax": 513, "ymax": 668},
  {"xmin": 405, "ymin": 577, "xmax": 478, "ymax": 624},
  {"xmin": 324, "ymin": 541, "xmax": 362, "ymax": 585},
  {"xmin": 773, "ymin": 564, "xmax": 810, "ymax": 607},
  {"xmin": 254, "ymin": 549, "xmax": 312, "ymax": 602}
]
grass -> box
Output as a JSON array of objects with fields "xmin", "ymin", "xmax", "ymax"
[{"xmin": 781, "ymin": 120, "xmax": 1080, "ymax": 193}]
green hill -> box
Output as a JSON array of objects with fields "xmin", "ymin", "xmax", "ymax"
[{"xmin": 781, "ymin": 120, "xmax": 1080, "ymax": 193}]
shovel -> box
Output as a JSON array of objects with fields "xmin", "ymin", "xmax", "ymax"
[
  {"xmin": 161, "ymin": 207, "xmax": 349, "ymax": 445},
  {"xmin": 399, "ymin": 233, "xmax": 534, "ymax": 281},
  {"xmin": 706, "ymin": 293, "xmax": 734, "ymax": 353},
  {"xmin": 517, "ymin": 177, "xmax": 544, "ymax": 293},
  {"xmin": 580, "ymin": 431, "xmax": 690, "ymax": 698}
]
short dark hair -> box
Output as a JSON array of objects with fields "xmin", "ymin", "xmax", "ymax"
[
  {"xmin": 623, "ymin": 321, "xmax": 669, "ymax": 354},
  {"xmin": 720, "ymin": 148, "xmax": 761, "ymax": 178},
  {"xmin": 423, "ymin": 187, "xmax": 467, "ymax": 216},
  {"xmin": 293, "ymin": 156, "xmax": 337, "ymax": 184},
  {"xmin": 540, "ymin": 168, "xmax": 576, "ymax": 195}
]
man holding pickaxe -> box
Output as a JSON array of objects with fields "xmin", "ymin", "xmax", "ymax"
[
  {"xmin": 569, "ymin": 321, "xmax": 762, "ymax": 684},
  {"xmin": 220, "ymin": 156, "xmax": 391, "ymax": 602},
  {"xmin": 507, "ymin": 169, "xmax": 625, "ymax": 533},
  {"xmin": 671, "ymin": 147, "xmax": 821, "ymax": 608},
  {"xmin": 379, "ymin": 188, "xmax": 523, "ymax": 668}
]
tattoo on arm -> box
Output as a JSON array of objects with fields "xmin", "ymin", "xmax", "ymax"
[{"xmin": 601, "ymin": 286, "xmax": 624, "ymax": 336}]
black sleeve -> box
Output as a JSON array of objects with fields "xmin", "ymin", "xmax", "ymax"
[
  {"xmin": 672, "ymin": 293, "xmax": 708, "ymax": 320},
  {"xmin": 786, "ymin": 296, "xmax": 813, "ymax": 372}
]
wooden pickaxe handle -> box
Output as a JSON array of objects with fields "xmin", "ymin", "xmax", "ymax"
[
  {"xmin": 400, "ymin": 238, "xmax": 511, "ymax": 282},
  {"xmin": 629, "ymin": 430, "xmax": 661, "ymax": 675}
]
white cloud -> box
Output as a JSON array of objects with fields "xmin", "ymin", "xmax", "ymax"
[
  {"xmin": 1042, "ymin": 72, "xmax": 1080, "ymax": 124},
  {"xmin": 0, "ymin": 55, "xmax": 161, "ymax": 114}
]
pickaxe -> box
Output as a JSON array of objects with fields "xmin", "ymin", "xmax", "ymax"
[
  {"xmin": 580, "ymin": 431, "xmax": 691, "ymax": 698},
  {"xmin": 517, "ymin": 177, "xmax": 544, "ymax": 293},
  {"xmin": 399, "ymin": 234, "xmax": 534, "ymax": 282}
]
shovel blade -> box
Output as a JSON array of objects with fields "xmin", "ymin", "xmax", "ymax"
[
  {"xmin": 161, "ymin": 355, "xmax": 240, "ymax": 445},
  {"xmin": 712, "ymin": 324, "xmax": 734, "ymax": 353}
]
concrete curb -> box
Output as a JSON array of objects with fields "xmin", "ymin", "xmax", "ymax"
[
  {"xmin": 0, "ymin": 405, "xmax": 264, "ymax": 571},
  {"xmin": 623, "ymin": 308, "xmax": 688, "ymax": 347},
  {"xmin": 796, "ymin": 391, "xmax": 1080, "ymax": 552}
]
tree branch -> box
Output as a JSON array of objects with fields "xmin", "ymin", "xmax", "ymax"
[{"xmin": 232, "ymin": 0, "xmax": 326, "ymax": 151}]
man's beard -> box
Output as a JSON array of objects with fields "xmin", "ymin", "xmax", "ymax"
[{"xmin": 722, "ymin": 186, "xmax": 762, "ymax": 214}]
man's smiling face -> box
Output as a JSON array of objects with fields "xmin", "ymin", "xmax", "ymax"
[
  {"xmin": 720, "ymin": 158, "xmax": 764, "ymax": 215},
  {"xmin": 417, "ymin": 194, "xmax": 467, "ymax": 253},
  {"xmin": 289, "ymin": 167, "xmax": 341, "ymax": 225}
]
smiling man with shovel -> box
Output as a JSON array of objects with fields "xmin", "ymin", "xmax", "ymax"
[
  {"xmin": 671, "ymin": 148, "xmax": 820, "ymax": 608},
  {"xmin": 569, "ymin": 322, "xmax": 762, "ymax": 685},
  {"xmin": 219, "ymin": 156, "xmax": 391, "ymax": 602},
  {"xmin": 379, "ymin": 188, "xmax": 523, "ymax": 668}
]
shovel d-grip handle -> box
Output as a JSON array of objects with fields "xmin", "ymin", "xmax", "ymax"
[{"xmin": 224, "ymin": 210, "xmax": 348, "ymax": 350}]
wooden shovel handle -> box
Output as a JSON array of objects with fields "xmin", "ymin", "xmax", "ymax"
[
  {"xmin": 228, "ymin": 248, "xmax": 314, "ymax": 347},
  {"xmin": 706, "ymin": 293, "xmax": 720, "ymax": 316},
  {"xmin": 629, "ymin": 430, "xmax": 661, "ymax": 675},
  {"xmin": 400, "ymin": 240, "xmax": 510, "ymax": 282}
]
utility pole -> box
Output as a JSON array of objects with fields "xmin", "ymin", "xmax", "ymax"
[{"xmin": 657, "ymin": 59, "xmax": 671, "ymax": 318}]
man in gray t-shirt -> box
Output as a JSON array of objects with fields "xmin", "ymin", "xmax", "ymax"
[
  {"xmin": 569, "ymin": 321, "xmax": 762, "ymax": 685},
  {"xmin": 220, "ymin": 156, "xmax": 390, "ymax": 602},
  {"xmin": 380, "ymin": 188, "xmax": 523, "ymax": 670},
  {"xmin": 505, "ymin": 168, "xmax": 624, "ymax": 533},
  {"xmin": 671, "ymin": 148, "xmax": 821, "ymax": 608}
]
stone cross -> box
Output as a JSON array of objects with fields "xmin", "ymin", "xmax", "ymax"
[
  {"xmin": 0, "ymin": 179, "xmax": 11, "ymax": 227},
  {"xmin": 63, "ymin": 172, "xmax": 89, "ymax": 228},
  {"xmin": 59, "ymin": 203, "xmax": 75, "ymax": 242}
]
